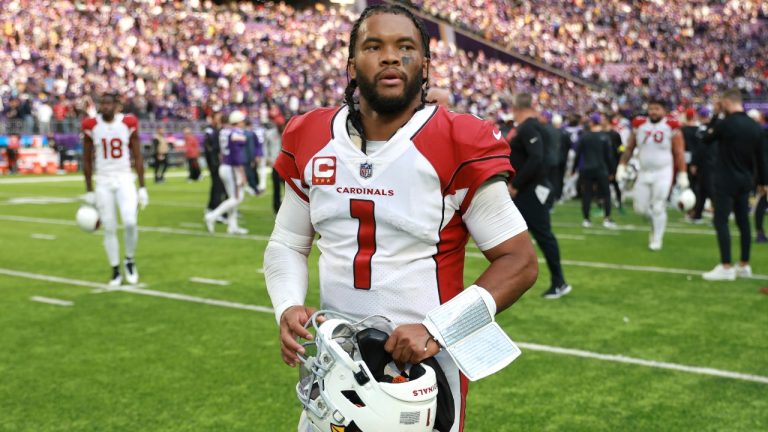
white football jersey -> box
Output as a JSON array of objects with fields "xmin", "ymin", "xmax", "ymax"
[
  {"xmin": 82, "ymin": 113, "xmax": 138, "ymax": 176},
  {"xmin": 632, "ymin": 116, "xmax": 680, "ymax": 171},
  {"xmin": 275, "ymin": 105, "xmax": 512, "ymax": 327}
]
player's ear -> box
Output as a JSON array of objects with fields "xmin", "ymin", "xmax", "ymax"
[{"xmin": 347, "ymin": 59, "xmax": 357, "ymax": 81}]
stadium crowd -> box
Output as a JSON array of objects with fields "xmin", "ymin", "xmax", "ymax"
[
  {"xmin": 3, "ymin": 0, "xmax": 612, "ymax": 134},
  {"xmin": 409, "ymin": 0, "xmax": 768, "ymax": 108}
]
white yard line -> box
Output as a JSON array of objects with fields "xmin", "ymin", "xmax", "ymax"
[
  {"xmin": 30, "ymin": 233, "xmax": 57, "ymax": 240},
  {"xmin": 3, "ymin": 267, "xmax": 765, "ymax": 385},
  {"xmin": 553, "ymin": 221, "xmax": 717, "ymax": 236},
  {"xmin": 0, "ymin": 214, "xmax": 270, "ymax": 241},
  {"xmin": 517, "ymin": 342, "xmax": 768, "ymax": 384},
  {"xmin": 30, "ymin": 296, "xmax": 73, "ymax": 306},
  {"xmin": 465, "ymin": 252, "xmax": 768, "ymax": 281},
  {"xmin": 0, "ymin": 172, "xmax": 188, "ymax": 185},
  {"xmin": 189, "ymin": 277, "xmax": 230, "ymax": 286}
]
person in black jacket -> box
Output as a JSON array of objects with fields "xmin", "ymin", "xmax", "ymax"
[
  {"xmin": 509, "ymin": 93, "xmax": 571, "ymax": 299},
  {"xmin": 602, "ymin": 114, "xmax": 624, "ymax": 213},
  {"xmin": 702, "ymin": 90, "xmax": 767, "ymax": 281},
  {"xmin": 539, "ymin": 110, "xmax": 562, "ymax": 209},
  {"xmin": 573, "ymin": 113, "xmax": 616, "ymax": 228},
  {"xmin": 748, "ymin": 109, "xmax": 768, "ymax": 243},
  {"xmin": 203, "ymin": 111, "xmax": 227, "ymax": 215}
]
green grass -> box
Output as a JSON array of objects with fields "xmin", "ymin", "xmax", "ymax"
[{"xmin": 0, "ymin": 170, "xmax": 766, "ymax": 431}]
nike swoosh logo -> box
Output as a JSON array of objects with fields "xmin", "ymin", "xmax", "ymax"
[{"xmin": 493, "ymin": 130, "xmax": 502, "ymax": 140}]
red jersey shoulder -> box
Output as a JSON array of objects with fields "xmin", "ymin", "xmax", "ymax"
[
  {"xmin": 122, "ymin": 114, "xmax": 139, "ymax": 130},
  {"xmin": 444, "ymin": 109, "xmax": 509, "ymax": 159},
  {"xmin": 81, "ymin": 117, "xmax": 97, "ymax": 131},
  {"xmin": 282, "ymin": 107, "xmax": 339, "ymax": 155},
  {"xmin": 632, "ymin": 116, "xmax": 647, "ymax": 128},
  {"xmin": 665, "ymin": 116, "xmax": 681, "ymax": 129}
]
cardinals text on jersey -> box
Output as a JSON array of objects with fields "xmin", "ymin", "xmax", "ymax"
[{"xmin": 82, "ymin": 114, "xmax": 138, "ymax": 176}]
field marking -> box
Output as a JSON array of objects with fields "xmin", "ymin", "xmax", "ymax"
[
  {"xmin": 0, "ymin": 214, "xmax": 270, "ymax": 241},
  {"xmin": 4, "ymin": 213, "xmax": 768, "ymax": 280},
  {"xmin": 553, "ymin": 221, "xmax": 717, "ymax": 236},
  {"xmin": 179, "ymin": 222, "xmax": 203, "ymax": 228},
  {"xmin": 464, "ymin": 253, "xmax": 768, "ymax": 281},
  {"xmin": 31, "ymin": 233, "xmax": 57, "ymax": 240},
  {"xmin": 4, "ymin": 267, "xmax": 766, "ymax": 385},
  {"xmin": 0, "ymin": 172, "xmax": 188, "ymax": 185},
  {"xmin": 517, "ymin": 342, "xmax": 768, "ymax": 384},
  {"xmin": 30, "ymin": 296, "xmax": 73, "ymax": 306},
  {"xmin": 190, "ymin": 277, "xmax": 230, "ymax": 286},
  {"xmin": 555, "ymin": 234, "xmax": 585, "ymax": 241}
]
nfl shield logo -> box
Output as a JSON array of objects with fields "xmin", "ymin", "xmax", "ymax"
[{"xmin": 359, "ymin": 162, "xmax": 373, "ymax": 179}]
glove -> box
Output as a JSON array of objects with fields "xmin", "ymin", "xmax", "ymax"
[
  {"xmin": 615, "ymin": 164, "xmax": 628, "ymax": 183},
  {"xmin": 676, "ymin": 172, "xmax": 690, "ymax": 189},
  {"xmin": 138, "ymin": 187, "xmax": 149, "ymax": 210},
  {"xmin": 84, "ymin": 191, "xmax": 96, "ymax": 206}
]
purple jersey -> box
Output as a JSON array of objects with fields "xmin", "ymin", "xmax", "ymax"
[{"xmin": 219, "ymin": 127, "xmax": 247, "ymax": 166}]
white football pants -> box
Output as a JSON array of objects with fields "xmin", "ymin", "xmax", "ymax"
[
  {"xmin": 633, "ymin": 167, "xmax": 673, "ymax": 246},
  {"xmin": 208, "ymin": 164, "xmax": 245, "ymax": 230},
  {"xmin": 95, "ymin": 174, "xmax": 138, "ymax": 267}
]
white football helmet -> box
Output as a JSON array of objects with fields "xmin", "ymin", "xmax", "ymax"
[
  {"xmin": 76, "ymin": 205, "xmax": 100, "ymax": 232},
  {"xmin": 297, "ymin": 311, "xmax": 438, "ymax": 432},
  {"xmin": 676, "ymin": 188, "xmax": 696, "ymax": 212}
]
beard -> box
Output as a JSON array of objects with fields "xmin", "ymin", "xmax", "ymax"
[{"xmin": 356, "ymin": 69, "xmax": 423, "ymax": 115}]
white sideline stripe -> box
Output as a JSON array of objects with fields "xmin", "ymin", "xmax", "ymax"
[
  {"xmin": 5, "ymin": 267, "xmax": 766, "ymax": 385},
  {"xmin": 465, "ymin": 253, "xmax": 768, "ymax": 281},
  {"xmin": 31, "ymin": 233, "xmax": 57, "ymax": 240},
  {"xmin": 190, "ymin": 277, "xmax": 230, "ymax": 286},
  {"xmin": 0, "ymin": 172, "xmax": 188, "ymax": 185},
  {"xmin": 30, "ymin": 296, "xmax": 73, "ymax": 306},
  {"xmin": 0, "ymin": 214, "xmax": 270, "ymax": 241},
  {"xmin": 553, "ymin": 221, "xmax": 718, "ymax": 236},
  {"xmin": 5, "ymin": 213, "xmax": 768, "ymax": 280},
  {"xmin": 555, "ymin": 234, "xmax": 585, "ymax": 241},
  {"xmin": 518, "ymin": 342, "xmax": 768, "ymax": 385}
]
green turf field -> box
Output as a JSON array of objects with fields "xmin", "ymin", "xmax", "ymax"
[{"xmin": 1, "ymin": 170, "xmax": 766, "ymax": 431}]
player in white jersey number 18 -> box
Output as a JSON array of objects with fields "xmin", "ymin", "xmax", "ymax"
[{"xmin": 81, "ymin": 92, "xmax": 148, "ymax": 286}]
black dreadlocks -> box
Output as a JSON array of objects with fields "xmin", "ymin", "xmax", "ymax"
[{"xmin": 344, "ymin": 4, "xmax": 432, "ymax": 153}]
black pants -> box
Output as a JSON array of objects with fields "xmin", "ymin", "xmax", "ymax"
[
  {"xmin": 514, "ymin": 187, "xmax": 566, "ymax": 287},
  {"xmin": 272, "ymin": 169, "xmax": 283, "ymax": 214},
  {"xmin": 187, "ymin": 158, "xmax": 201, "ymax": 180},
  {"xmin": 755, "ymin": 193, "xmax": 767, "ymax": 233},
  {"xmin": 154, "ymin": 155, "xmax": 168, "ymax": 182},
  {"xmin": 713, "ymin": 184, "xmax": 751, "ymax": 264},
  {"xmin": 610, "ymin": 178, "xmax": 622, "ymax": 209},
  {"xmin": 206, "ymin": 160, "xmax": 227, "ymax": 211},
  {"xmin": 692, "ymin": 169, "xmax": 715, "ymax": 219},
  {"xmin": 579, "ymin": 172, "xmax": 611, "ymax": 220}
]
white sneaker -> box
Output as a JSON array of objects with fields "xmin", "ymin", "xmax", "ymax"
[
  {"xmin": 227, "ymin": 226, "xmax": 249, "ymax": 235},
  {"xmin": 125, "ymin": 259, "xmax": 139, "ymax": 285},
  {"xmin": 602, "ymin": 219, "xmax": 618, "ymax": 229},
  {"xmin": 582, "ymin": 219, "xmax": 592, "ymax": 228},
  {"xmin": 108, "ymin": 268, "xmax": 122, "ymax": 287},
  {"xmin": 702, "ymin": 264, "xmax": 736, "ymax": 281},
  {"xmin": 735, "ymin": 264, "xmax": 752, "ymax": 278},
  {"xmin": 204, "ymin": 214, "xmax": 215, "ymax": 234},
  {"xmin": 648, "ymin": 240, "xmax": 662, "ymax": 251}
]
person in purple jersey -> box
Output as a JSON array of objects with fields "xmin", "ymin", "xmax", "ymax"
[{"xmin": 204, "ymin": 110, "xmax": 249, "ymax": 235}]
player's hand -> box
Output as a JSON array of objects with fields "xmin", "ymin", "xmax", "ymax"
[
  {"xmin": 675, "ymin": 172, "xmax": 690, "ymax": 189},
  {"xmin": 138, "ymin": 187, "xmax": 149, "ymax": 210},
  {"xmin": 384, "ymin": 324, "xmax": 441, "ymax": 369},
  {"xmin": 83, "ymin": 191, "xmax": 96, "ymax": 206},
  {"xmin": 689, "ymin": 165, "xmax": 698, "ymax": 176},
  {"xmin": 279, "ymin": 305, "xmax": 319, "ymax": 367},
  {"xmin": 615, "ymin": 164, "xmax": 628, "ymax": 182}
]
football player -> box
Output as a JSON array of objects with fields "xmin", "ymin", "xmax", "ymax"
[
  {"xmin": 204, "ymin": 111, "xmax": 249, "ymax": 235},
  {"xmin": 82, "ymin": 92, "xmax": 148, "ymax": 286},
  {"xmin": 617, "ymin": 99, "xmax": 688, "ymax": 250},
  {"xmin": 263, "ymin": 5, "xmax": 538, "ymax": 431}
]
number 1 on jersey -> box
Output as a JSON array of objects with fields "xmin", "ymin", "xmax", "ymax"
[{"xmin": 350, "ymin": 199, "xmax": 376, "ymax": 290}]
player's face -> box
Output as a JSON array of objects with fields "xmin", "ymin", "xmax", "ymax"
[
  {"xmin": 648, "ymin": 103, "xmax": 665, "ymax": 122},
  {"xmin": 99, "ymin": 97, "xmax": 117, "ymax": 119},
  {"xmin": 349, "ymin": 13, "xmax": 428, "ymax": 115}
]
